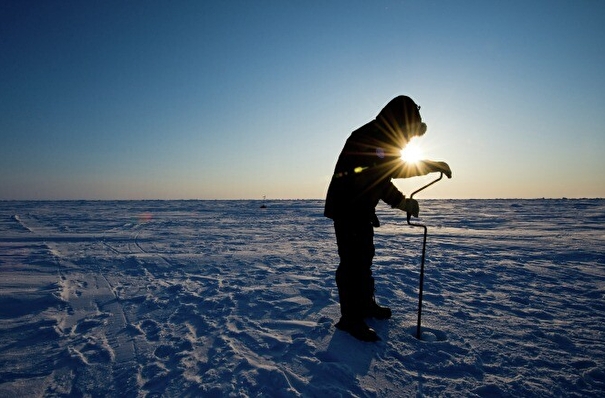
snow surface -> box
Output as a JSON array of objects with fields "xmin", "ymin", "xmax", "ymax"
[{"xmin": 1, "ymin": 199, "xmax": 604, "ymax": 397}]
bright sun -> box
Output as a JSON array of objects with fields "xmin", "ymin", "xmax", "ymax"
[{"xmin": 400, "ymin": 140, "xmax": 424, "ymax": 163}]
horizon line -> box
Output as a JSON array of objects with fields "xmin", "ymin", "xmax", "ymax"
[{"xmin": 1, "ymin": 197, "xmax": 604, "ymax": 202}]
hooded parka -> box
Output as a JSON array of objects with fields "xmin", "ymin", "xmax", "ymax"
[{"xmin": 324, "ymin": 95, "xmax": 430, "ymax": 225}]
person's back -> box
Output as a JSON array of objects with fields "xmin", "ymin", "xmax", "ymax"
[{"xmin": 324, "ymin": 120, "xmax": 397, "ymax": 223}]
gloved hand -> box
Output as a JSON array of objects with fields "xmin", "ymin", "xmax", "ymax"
[
  {"xmin": 396, "ymin": 197, "xmax": 419, "ymax": 218},
  {"xmin": 419, "ymin": 160, "xmax": 452, "ymax": 178},
  {"xmin": 432, "ymin": 161, "xmax": 452, "ymax": 178}
]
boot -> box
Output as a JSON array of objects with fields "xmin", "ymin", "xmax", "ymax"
[
  {"xmin": 335, "ymin": 269, "xmax": 380, "ymax": 342},
  {"xmin": 364, "ymin": 300, "xmax": 392, "ymax": 320},
  {"xmin": 335, "ymin": 317, "xmax": 380, "ymax": 342},
  {"xmin": 362, "ymin": 277, "xmax": 392, "ymax": 320}
]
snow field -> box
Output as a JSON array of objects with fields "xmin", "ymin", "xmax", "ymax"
[{"xmin": 0, "ymin": 199, "xmax": 604, "ymax": 397}]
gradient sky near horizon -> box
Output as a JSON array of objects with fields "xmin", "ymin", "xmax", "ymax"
[{"xmin": 2, "ymin": 0, "xmax": 604, "ymax": 200}]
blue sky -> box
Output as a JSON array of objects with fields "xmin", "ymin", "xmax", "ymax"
[{"xmin": 1, "ymin": 0, "xmax": 604, "ymax": 200}]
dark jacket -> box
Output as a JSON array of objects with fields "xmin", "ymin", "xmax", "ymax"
[{"xmin": 324, "ymin": 96, "xmax": 431, "ymax": 223}]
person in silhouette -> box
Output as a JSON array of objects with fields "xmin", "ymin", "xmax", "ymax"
[{"xmin": 324, "ymin": 95, "xmax": 452, "ymax": 341}]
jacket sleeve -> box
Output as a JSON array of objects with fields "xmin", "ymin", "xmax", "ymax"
[
  {"xmin": 392, "ymin": 161, "xmax": 432, "ymax": 179},
  {"xmin": 381, "ymin": 180, "xmax": 405, "ymax": 208}
]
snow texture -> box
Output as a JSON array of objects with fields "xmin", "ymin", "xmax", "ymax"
[{"xmin": 1, "ymin": 199, "xmax": 604, "ymax": 397}]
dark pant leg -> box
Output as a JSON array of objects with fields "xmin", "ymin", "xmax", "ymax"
[{"xmin": 334, "ymin": 219, "xmax": 375, "ymax": 320}]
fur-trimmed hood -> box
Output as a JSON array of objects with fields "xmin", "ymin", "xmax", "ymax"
[{"xmin": 375, "ymin": 95, "xmax": 426, "ymax": 146}]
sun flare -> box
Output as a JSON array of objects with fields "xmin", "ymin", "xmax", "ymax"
[{"xmin": 400, "ymin": 139, "xmax": 424, "ymax": 164}]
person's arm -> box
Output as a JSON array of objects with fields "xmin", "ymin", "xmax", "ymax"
[
  {"xmin": 394, "ymin": 160, "xmax": 452, "ymax": 179},
  {"xmin": 381, "ymin": 181, "xmax": 420, "ymax": 217}
]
